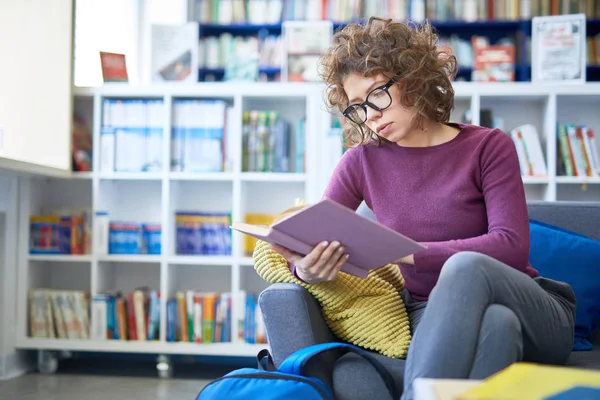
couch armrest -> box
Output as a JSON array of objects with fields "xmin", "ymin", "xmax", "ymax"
[{"xmin": 258, "ymin": 283, "xmax": 336, "ymax": 367}]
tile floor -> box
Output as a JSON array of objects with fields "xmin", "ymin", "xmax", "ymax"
[
  {"xmin": 0, "ymin": 356, "xmax": 248, "ymax": 400},
  {"xmin": 0, "ymin": 374, "xmax": 209, "ymax": 400}
]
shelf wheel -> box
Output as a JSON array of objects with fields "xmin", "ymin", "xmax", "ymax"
[
  {"xmin": 156, "ymin": 354, "xmax": 173, "ymax": 379},
  {"xmin": 37, "ymin": 350, "xmax": 59, "ymax": 374}
]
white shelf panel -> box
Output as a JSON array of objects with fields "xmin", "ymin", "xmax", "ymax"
[
  {"xmin": 240, "ymin": 257, "xmax": 254, "ymax": 266},
  {"xmin": 27, "ymin": 254, "xmax": 92, "ymax": 262},
  {"xmin": 556, "ymin": 176, "xmax": 600, "ymax": 184},
  {"xmin": 97, "ymin": 255, "xmax": 162, "ymax": 263},
  {"xmin": 73, "ymin": 82, "xmax": 600, "ymax": 99},
  {"xmin": 241, "ymin": 173, "xmax": 306, "ymax": 182},
  {"xmin": 168, "ymin": 256, "xmax": 234, "ymax": 266},
  {"xmin": 73, "ymin": 82, "xmax": 318, "ymax": 98},
  {"xmin": 71, "ymin": 172, "xmax": 93, "ymax": 179},
  {"xmin": 170, "ymin": 172, "xmax": 234, "ymax": 181},
  {"xmin": 16, "ymin": 337, "xmax": 266, "ymax": 356},
  {"xmin": 522, "ymin": 177, "xmax": 550, "ymax": 184},
  {"xmin": 98, "ymin": 172, "xmax": 163, "ymax": 181}
]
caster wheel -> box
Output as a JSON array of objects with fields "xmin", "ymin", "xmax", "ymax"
[
  {"xmin": 37, "ymin": 350, "xmax": 58, "ymax": 374},
  {"xmin": 156, "ymin": 355, "xmax": 173, "ymax": 379}
]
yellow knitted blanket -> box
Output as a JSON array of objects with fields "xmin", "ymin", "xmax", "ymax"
[{"xmin": 253, "ymin": 239, "xmax": 412, "ymax": 359}]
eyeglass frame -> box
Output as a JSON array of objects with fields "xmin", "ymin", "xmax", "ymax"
[{"xmin": 342, "ymin": 78, "xmax": 396, "ymax": 125}]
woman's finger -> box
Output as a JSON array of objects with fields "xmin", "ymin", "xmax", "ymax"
[{"xmin": 326, "ymin": 249, "xmax": 349, "ymax": 280}]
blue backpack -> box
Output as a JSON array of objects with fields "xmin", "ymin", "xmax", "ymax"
[{"xmin": 196, "ymin": 342, "xmax": 398, "ymax": 399}]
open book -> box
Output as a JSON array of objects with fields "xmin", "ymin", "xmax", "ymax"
[{"xmin": 231, "ymin": 199, "xmax": 426, "ymax": 278}]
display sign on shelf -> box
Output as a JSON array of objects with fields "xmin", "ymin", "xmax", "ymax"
[
  {"xmin": 531, "ymin": 13, "xmax": 587, "ymax": 84},
  {"xmin": 281, "ymin": 20, "xmax": 333, "ymax": 83}
]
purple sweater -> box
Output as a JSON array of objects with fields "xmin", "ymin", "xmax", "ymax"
[{"xmin": 323, "ymin": 123, "xmax": 538, "ymax": 301}]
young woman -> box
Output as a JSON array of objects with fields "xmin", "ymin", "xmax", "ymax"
[{"xmin": 270, "ymin": 17, "xmax": 576, "ymax": 400}]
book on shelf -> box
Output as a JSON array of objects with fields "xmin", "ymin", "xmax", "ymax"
[
  {"xmin": 171, "ymin": 99, "xmax": 232, "ymax": 173},
  {"xmin": 29, "ymin": 208, "xmax": 91, "ymax": 255},
  {"xmin": 242, "ymin": 110, "xmax": 305, "ymax": 173},
  {"xmin": 175, "ymin": 211, "xmax": 232, "ymax": 256},
  {"xmin": 29, "ymin": 289, "xmax": 90, "ymax": 339},
  {"xmin": 557, "ymin": 124, "xmax": 600, "ymax": 177},
  {"xmin": 508, "ymin": 124, "xmax": 548, "ymax": 178},
  {"xmin": 100, "ymin": 99, "xmax": 165, "ymax": 173},
  {"xmin": 231, "ymin": 198, "xmax": 426, "ymax": 278}
]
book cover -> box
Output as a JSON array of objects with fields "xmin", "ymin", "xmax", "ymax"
[{"xmin": 232, "ymin": 199, "xmax": 426, "ymax": 278}]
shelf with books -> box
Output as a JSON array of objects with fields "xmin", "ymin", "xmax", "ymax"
[
  {"xmin": 16, "ymin": 83, "xmax": 316, "ymax": 359},
  {"xmin": 555, "ymin": 94, "xmax": 600, "ymax": 201}
]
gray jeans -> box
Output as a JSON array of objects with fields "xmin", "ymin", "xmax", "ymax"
[{"xmin": 400, "ymin": 251, "xmax": 576, "ymax": 400}]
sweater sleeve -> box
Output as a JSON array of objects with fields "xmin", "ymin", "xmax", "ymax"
[
  {"xmin": 413, "ymin": 130, "xmax": 531, "ymax": 273},
  {"xmin": 322, "ymin": 147, "xmax": 365, "ymax": 210}
]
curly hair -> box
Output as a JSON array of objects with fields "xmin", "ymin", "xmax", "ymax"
[{"xmin": 318, "ymin": 17, "xmax": 458, "ymax": 147}]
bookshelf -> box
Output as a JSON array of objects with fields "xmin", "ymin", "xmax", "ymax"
[
  {"xmin": 195, "ymin": 18, "xmax": 600, "ymax": 82},
  {"xmin": 14, "ymin": 81, "xmax": 600, "ymax": 374}
]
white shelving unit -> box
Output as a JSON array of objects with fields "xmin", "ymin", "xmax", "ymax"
[
  {"xmin": 14, "ymin": 82, "xmax": 600, "ymax": 365},
  {"xmin": 15, "ymin": 83, "xmax": 322, "ymax": 362}
]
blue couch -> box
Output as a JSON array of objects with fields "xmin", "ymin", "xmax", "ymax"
[{"xmin": 258, "ymin": 201, "xmax": 600, "ymax": 400}]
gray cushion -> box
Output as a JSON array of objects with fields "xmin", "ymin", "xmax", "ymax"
[{"xmin": 527, "ymin": 201, "xmax": 600, "ymax": 242}]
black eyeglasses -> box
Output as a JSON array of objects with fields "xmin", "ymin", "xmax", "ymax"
[{"xmin": 342, "ymin": 79, "xmax": 395, "ymax": 125}]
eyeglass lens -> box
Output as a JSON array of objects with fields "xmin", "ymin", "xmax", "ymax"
[{"xmin": 345, "ymin": 87, "xmax": 392, "ymax": 124}]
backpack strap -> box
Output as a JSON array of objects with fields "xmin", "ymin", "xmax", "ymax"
[
  {"xmin": 278, "ymin": 342, "xmax": 399, "ymax": 400},
  {"xmin": 256, "ymin": 348, "xmax": 276, "ymax": 371}
]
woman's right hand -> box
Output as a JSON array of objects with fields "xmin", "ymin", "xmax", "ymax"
[{"xmin": 271, "ymin": 240, "xmax": 350, "ymax": 284}]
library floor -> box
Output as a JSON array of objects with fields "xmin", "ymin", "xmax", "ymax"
[
  {"xmin": 0, "ymin": 374, "xmax": 209, "ymax": 400},
  {"xmin": 0, "ymin": 356, "xmax": 243, "ymax": 400}
]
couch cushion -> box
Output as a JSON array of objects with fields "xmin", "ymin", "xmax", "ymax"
[
  {"xmin": 527, "ymin": 201, "xmax": 600, "ymax": 242},
  {"xmin": 528, "ymin": 218, "xmax": 600, "ymax": 351}
]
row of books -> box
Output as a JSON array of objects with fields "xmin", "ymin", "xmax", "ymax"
[
  {"xmin": 165, "ymin": 291, "xmax": 265, "ymax": 344},
  {"xmin": 175, "ymin": 211, "xmax": 232, "ymax": 256},
  {"xmin": 100, "ymin": 99, "xmax": 164, "ymax": 173},
  {"xmin": 99, "ymin": 218, "xmax": 162, "ymax": 256},
  {"xmin": 99, "ymin": 98, "xmax": 232, "ymax": 174},
  {"xmin": 558, "ymin": 124, "xmax": 600, "ymax": 178},
  {"xmin": 30, "ymin": 290, "xmax": 90, "ymax": 339},
  {"xmin": 200, "ymin": 34, "xmax": 281, "ymax": 71},
  {"xmin": 171, "ymin": 99, "xmax": 231, "ymax": 173},
  {"xmin": 29, "ymin": 288, "xmax": 267, "ymax": 345},
  {"xmin": 29, "ymin": 214, "xmax": 90, "ymax": 255},
  {"xmin": 509, "ymin": 124, "xmax": 548, "ymax": 177},
  {"xmin": 91, "ymin": 289, "xmax": 265, "ymax": 344},
  {"xmin": 242, "ymin": 110, "xmax": 305, "ymax": 173},
  {"xmin": 192, "ymin": 0, "xmax": 598, "ymax": 25}
]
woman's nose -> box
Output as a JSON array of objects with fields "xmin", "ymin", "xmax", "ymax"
[{"xmin": 365, "ymin": 105, "xmax": 382, "ymax": 122}]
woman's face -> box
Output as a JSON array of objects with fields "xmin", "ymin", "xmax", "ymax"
[{"xmin": 342, "ymin": 72, "xmax": 416, "ymax": 144}]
